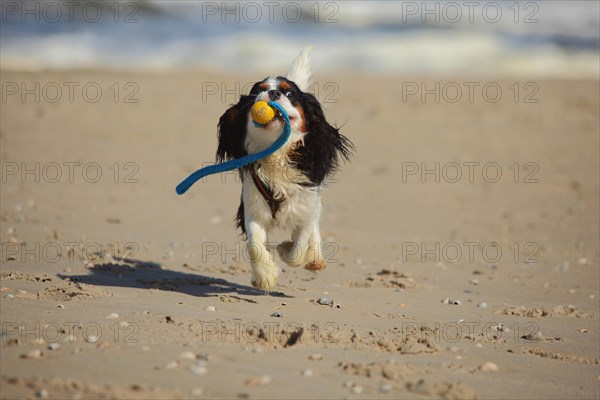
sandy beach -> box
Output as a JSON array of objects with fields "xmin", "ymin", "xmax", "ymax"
[{"xmin": 1, "ymin": 69, "xmax": 598, "ymax": 399}]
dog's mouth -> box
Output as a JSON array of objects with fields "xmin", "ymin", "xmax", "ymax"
[
  {"xmin": 263, "ymin": 109, "xmax": 295, "ymax": 126},
  {"xmin": 274, "ymin": 110, "xmax": 285, "ymax": 122}
]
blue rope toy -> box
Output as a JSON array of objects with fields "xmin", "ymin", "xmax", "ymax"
[{"xmin": 176, "ymin": 101, "xmax": 290, "ymax": 195}]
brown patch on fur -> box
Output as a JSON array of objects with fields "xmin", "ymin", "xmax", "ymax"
[
  {"xmin": 259, "ymin": 82, "xmax": 269, "ymax": 91},
  {"xmin": 279, "ymin": 80, "xmax": 291, "ymax": 91},
  {"xmin": 286, "ymin": 137, "xmax": 305, "ymax": 157},
  {"xmin": 305, "ymin": 261, "xmax": 326, "ymax": 271}
]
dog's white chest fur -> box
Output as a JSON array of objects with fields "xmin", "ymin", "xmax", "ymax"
[{"xmin": 242, "ymin": 168, "xmax": 322, "ymax": 229}]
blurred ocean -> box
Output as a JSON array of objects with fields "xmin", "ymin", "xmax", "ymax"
[{"xmin": 1, "ymin": 0, "xmax": 598, "ymax": 78}]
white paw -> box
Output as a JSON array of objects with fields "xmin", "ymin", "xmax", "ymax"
[
  {"xmin": 251, "ymin": 259, "xmax": 279, "ymax": 292},
  {"xmin": 276, "ymin": 241, "xmax": 306, "ymax": 267}
]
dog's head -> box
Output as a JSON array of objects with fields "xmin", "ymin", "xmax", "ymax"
[
  {"xmin": 216, "ymin": 75, "xmax": 309, "ymax": 158},
  {"xmin": 216, "ymin": 52, "xmax": 353, "ymax": 186}
]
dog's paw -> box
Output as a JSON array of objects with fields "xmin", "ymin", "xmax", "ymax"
[
  {"xmin": 305, "ymin": 261, "xmax": 327, "ymax": 271},
  {"xmin": 251, "ymin": 260, "xmax": 279, "ymax": 292},
  {"xmin": 276, "ymin": 241, "xmax": 306, "ymax": 267}
]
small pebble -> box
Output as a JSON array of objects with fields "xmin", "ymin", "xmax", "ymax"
[
  {"xmin": 48, "ymin": 343, "xmax": 60, "ymax": 351},
  {"xmin": 179, "ymin": 351, "xmax": 196, "ymax": 360},
  {"xmin": 379, "ymin": 383, "xmax": 392, "ymax": 393},
  {"xmin": 190, "ymin": 361, "xmax": 208, "ymax": 375},
  {"xmin": 106, "ymin": 313, "xmax": 119, "ymax": 319},
  {"xmin": 352, "ymin": 385, "xmax": 364, "ymax": 395},
  {"xmin": 469, "ymin": 278, "xmax": 479, "ymax": 285},
  {"xmin": 577, "ymin": 257, "xmax": 588, "ymax": 265},
  {"xmin": 335, "ymin": 304, "xmax": 342, "ymax": 309},
  {"xmin": 245, "ymin": 375, "xmax": 271, "ymax": 386},
  {"xmin": 477, "ymin": 302, "xmax": 488, "ymax": 309},
  {"xmin": 522, "ymin": 331, "xmax": 544, "ymax": 341},
  {"xmin": 448, "ymin": 346, "xmax": 460, "ymax": 353},
  {"xmin": 343, "ymin": 380, "xmax": 355, "ymax": 388},
  {"xmin": 308, "ymin": 353, "xmax": 323, "ymax": 361},
  {"xmin": 17, "ymin": 289, "xmax": 27, "ymax": 294},
  {"xmin": 4, "ymin": 294, "xmax": 14, "ymax": 299},
  {"xmin": 56, "ymin": 304, "xmax": 64, "ymax": 309},
  {"xmin": 21, "ymin": 349, "xmax": 43, "ymax": 359},
  {"xmin": 97, "ymin": 341, "xmax": 111, "ymax": 350},
  {"xmin": 270, "ymin": 312, "xmax": 283, "ymax": 318},
  {"xmin": 301, "ymin": 368, "xmax": 314, "ymax": 377},
  {"xmin": 35, "ymin": 389, "xmax": 49, "ymax": 398},
  {"xmin": 317, "ymin": 297, "xmax": 333, "ymax": 306},
  {"xmin": 479, "ymin": 362, "xmax": 499, "ymax": 372},
  {"xmin": 86, "ymin": 335, "xmax": 99, "ymax": 343},
  {"xmin": 493, "ymin": 324, "xmax": 509, "ymax": 333},
  {"xmin": 441, "ymin": 298, "xmax": 461, "ymax": 305},
  {"xmin": 164, "ymin": 360, "xmax": 179, "ymax": 369},
  {"xmin": 204, "ymin": 306, "xmax": 216, "ymax": 312}
]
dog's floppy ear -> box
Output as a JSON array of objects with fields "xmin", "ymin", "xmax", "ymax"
[
  {"xmin": 296, "ymin": 92, "xmax": 354, "ymax": 185},
  {"xmin": 216, "ymin": 96, "xmax": 251, "ymax": 163}
]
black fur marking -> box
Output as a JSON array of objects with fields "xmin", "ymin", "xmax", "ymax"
[
  {"xmin": 216, "ymin": 96, "xmax": 253, "ymax": 163},
  {"xmin": 292, "ymin": 90, "xmax": 353, "ymax": 186},
  {"xmin": 217, "ymin": 96, "xmax": 254, "ymax": 235}
]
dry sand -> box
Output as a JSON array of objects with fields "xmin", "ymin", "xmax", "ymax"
[{"xmin": 0, "ymin": 70, "xmax": 599, "ymax": 399}]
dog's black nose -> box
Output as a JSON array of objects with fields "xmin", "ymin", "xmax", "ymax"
[{"xmin": 268, "ymin": 90, "xmax": 282, "ymax": 101}]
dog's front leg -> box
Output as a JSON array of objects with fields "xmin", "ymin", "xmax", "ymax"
[{"xmin": 246, "ymin": 219, "xmax": 279, "ymax": 291}]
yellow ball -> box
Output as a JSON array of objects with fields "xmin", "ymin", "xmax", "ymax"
[{"xmin": 251, "ymin": 101, "xmax": 276, "ymax": 125}]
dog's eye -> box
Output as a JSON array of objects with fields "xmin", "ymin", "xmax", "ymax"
[{"xmin": 285, "ymin": 91, "xmax": 294, "ymax": 98}]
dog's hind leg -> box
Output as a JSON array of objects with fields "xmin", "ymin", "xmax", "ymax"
[{"xmin": 277, "ymin": 199, "xmax": 326, "ymax": 271}]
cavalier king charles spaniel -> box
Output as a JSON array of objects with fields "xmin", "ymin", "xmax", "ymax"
[{"xmin": 216, "ymin": 48, "xmax": 353, "ymax": 291}]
